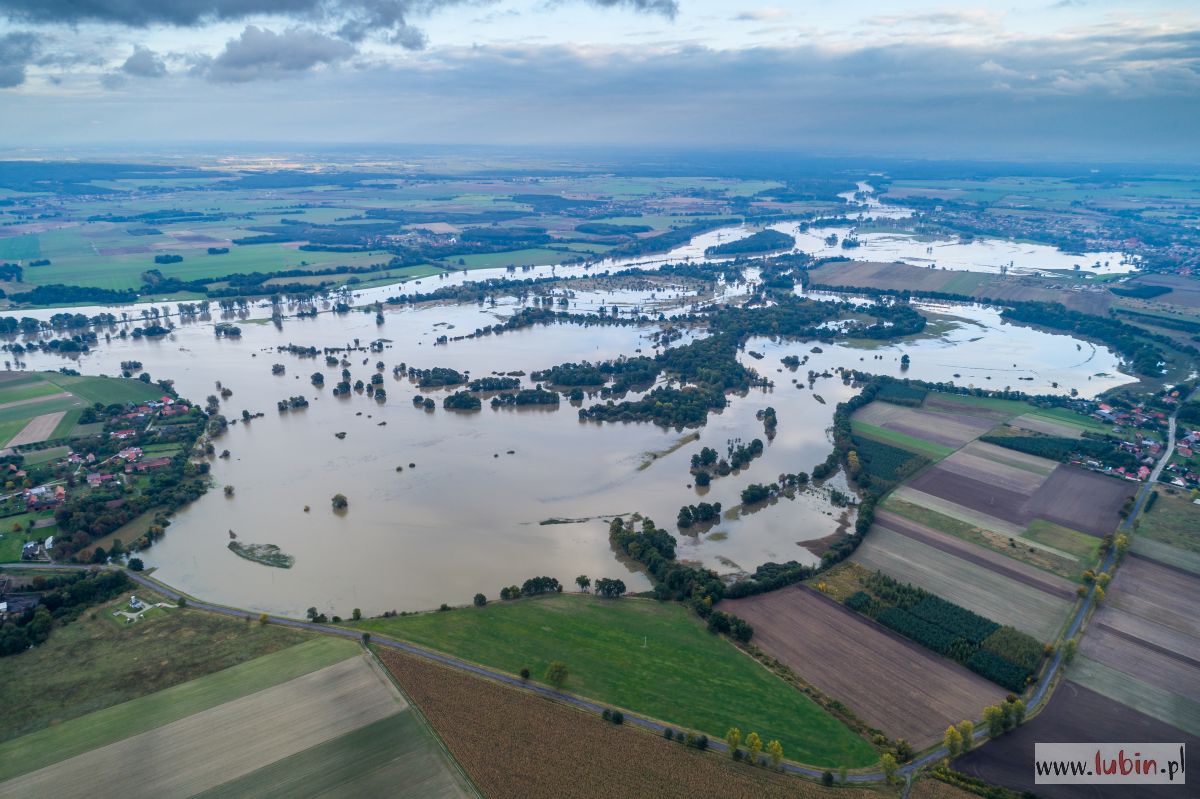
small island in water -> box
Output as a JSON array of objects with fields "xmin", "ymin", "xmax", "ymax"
[{"xmin": 228, "ymin": 541, "xmax": 296, "ymax": 569}]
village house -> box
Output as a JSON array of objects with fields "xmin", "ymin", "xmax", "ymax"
[{"xmin": 126, "ymin": 456, "xmax": 172, "ymax": 474}]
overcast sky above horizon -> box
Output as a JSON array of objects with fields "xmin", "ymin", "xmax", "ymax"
[{"xmin": 0, "ymin": 1, "xmax": 1197, "ymax": 161}]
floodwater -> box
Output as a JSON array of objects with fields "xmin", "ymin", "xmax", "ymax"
[{"xmin": 11, "ymin": 272, "xmax": 1135, "ymax": 616}]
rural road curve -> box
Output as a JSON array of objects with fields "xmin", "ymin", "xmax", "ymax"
[{"xmin": 12, "ymin": 397, "xmax": 1188, "ymax": 785}]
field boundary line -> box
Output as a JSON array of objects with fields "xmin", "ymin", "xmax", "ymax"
[{"xmin": 364, "ymin": 644, "xmax": 483, "ymax": 799}]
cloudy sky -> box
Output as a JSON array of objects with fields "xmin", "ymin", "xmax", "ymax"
[{"xmin": 0, "ymin": 0, "xmax": 1197, "ymax": 161}]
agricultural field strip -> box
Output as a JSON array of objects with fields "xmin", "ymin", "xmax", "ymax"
[
  {"xmin": 191, "ymin": 713, "xmax": 475, "ymax": 799},
  {"xmin": 852, "ymin": 527, "xmax": 1072, "ymax": 642},
  {"xmin": 953, "ymin": 680, "xmax": 1200, "ymax": 799},
  {"xmin": 1107, "ymin": 556, "xmax": 1200, "ymax": 635},
  {"xmin": 1077, "ymin": 627, "xmax": 1200, "ymax": 698},
  {"xmin": 0, "ymin": 391, "xmax": 72, "ymax": 412},
  {"xmin": 1131, "ymin": 538, "xmax": 1200, "ymax": 575},
  {"xmin": 1021, "ymin": 466, "xmax": 1132, "ymax": 538},
  {"xmin": 853, "ymin": 402, "xmax": 994, "ymax": 448},
  {"xmin": 0, "ymin": 655, "xmax": 404, "ymax": 799},
  {"xmin": 354, "ymin": 594, "xmax": 878, "ymax": 767},
  {"xmin": 874, "ymin": 512, "xmax": 1076, "ymax": 599},
  {"xmin": 1008, "ymin": 414, "xmax": 1083, "ymax": 438},
  {"xmin": 378, "ymin": 649, "xmax": 868, "ymax": 799},
  {"xmin": 0, "ymin": 636, "xmax": 359, "ymax": 780},
  {"xmin": 6, "ymin": 411, "xmax": 67, "ymax": 447},
  {"xmin": 722, "ymin": 585, "xmax": 1005, "ymax": 746},
  {"xmin": 921, "ymin": 394, "xmax": 1021, "ymax": 423},
  {"xmin": 1069, "ymin": 655, "xmax": 1200, "ymax": 737},
  {"xmin": 1093, "ymin": 606, "xmax": 1200, "ymax": 662},
  {"xmin": 959, "ymin": 440, "xmax": 1057, "ymax": 476},
  {"xmin": 892, "ymin": 494, "xmax": 1089, "ymax": 563},
  {"xmin": 908, "ymin": 466, "xmax": 1034, "ymax": 527},
  {"xmin": 890, "ymin": 486, "xmax": 1026, "ymax": 538},
  {"xmin": 851, "ymin": 421, "xmax": 954, "ymax": 459},
  {"xmin": 935, "ymin": 449, "xmax": 1049, "ymax": 495}
]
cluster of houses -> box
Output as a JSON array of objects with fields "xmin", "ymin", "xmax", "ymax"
[
  {"xmin": 112, "ymin": 397, "xmax": 191, "ymax": 424},
  {"xmin": 1165, "ymin": 427, "xmax": 1200, "ymax": 489}
]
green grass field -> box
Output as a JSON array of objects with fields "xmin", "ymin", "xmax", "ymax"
[
  {"xmin": 0, "ymin": 379, "xmax": 64, "ymax": 405},
  {"xmin": 0, "ymin": 418, "xmax": 29, "ymax": 447},
  {"xmin": 0, "ymin": 633, "xmax": 358, "ymax": 781},
  {"xmin": 1024, "ymin": 519, "xmax": 1102, "ymax": 561},
  {"xmin": 191, "ymin": 712, "xmax": 474, "ymax": 799},
  {"xmin": 850, "ymin": 420, "xmax": 955, "ymax": 460},
  {"xmin": 451, "ymin": 248, "xmax": 582, "ymax": 270},
  {"xmin": 0, "ymin": 594, "xmax": 322, "ymax": 744},
  {"xmin": 20, "ymin": 445, "xmax": 69, "ymax": 465},
  {"xmin": 1137, "ymin": 490, "xmax": 1200, "ymax": 553},
  {"xmin": 353, "ymin": 594, "xmax": 878, "ymax": 768},
  {"xmin": 883, "ymin": 497, "xmax": 1096, "ymax": 580},
  {"xmin": 924, "ymin": 392, "xmax": 1030, "ymax": 419},
  {"xmin": 0, "ymin": 530, "xmax": 29, "ymax": 561},
  {"xmin": 42, "ymin": 373, "xmax": 162, "ymax": 405},
  {"xmin": 1069, "ymin": 655, "xmax": 1200, "ymax": 737}
]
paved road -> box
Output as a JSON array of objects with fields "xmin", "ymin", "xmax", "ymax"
[{"xmin": 9, "ymin": 396, "xmax": 1189, "ymax": 785}]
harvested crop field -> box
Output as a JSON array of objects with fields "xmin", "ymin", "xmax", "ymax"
[
  {"xmin": 1022, "ymin": 467, "xmax": 1132, "ymax": 537},
  {"xmin": 5, "ymin": 411, "xmax": 66, "ymax": 446},
  {"xmin": 1131, "ymin": 536, "xmax": 1200, "ymax": 574},
  {"xmin": 908, "ymin": 466, "xmax": 1033, "ymax": 527},
  {"xmin": 1069, "ymin": 655, "xmax": 1200, "ymax": 736},
  {"xmin": 920, "ymin": 393, "xmax": 1026, "ymax": 423},
  {"xmin": 852, "ymin": 527, "xmax": 1072, "ymax": 641},
  {"xmin": 722, "ymin": 585, "xmax": 1004, "ymax": 746},
  {"xmin": 960, "ymin": 440, "xmax": 1058, "ymax": 475},
  {"xmin": 191, "ymin": 712, "xmax": 475, "ymax": 799},
  {"xmin": 874, "ymin": 511, "xmax": 1076, "ymax": 599},
  {"xmin": 853, "ymin": 402, "xmax": 994, "ymax": 450},
  {"xmin": 907, "ymin": 460, "xmax": 1129, "ymax": 539},
  {"xmin": 890, "ymin": 486, "xmax": 1025, "ymax": 537},
  {"xmin": 884, "ymin": 498, "xmax": 1094, "ymax": 580},
  {"xmin": 1080, "ymin": 557, "xmax": 1200, "ymax": 684},
  {"xmin": 1106, "ymin": 555, "xmax": 1200, "ymax": 639},
  {"xmin": 1009, "ymin": 412, "xmax": 1083, "ymax": 438},
  {"xmin": 954, "ymin": 680, "xmax": 1200, "ymax": 798},
  {"xmin": 0, "ymin": 654, "xmax": 405, "ymax": 799},
  {"xmin": 932, "ymin": 447, "xmax": 1050, "ymax": 495},
  {"xmin": 378, "ymin": 649, "xmax": 874, "ymax": 799}
]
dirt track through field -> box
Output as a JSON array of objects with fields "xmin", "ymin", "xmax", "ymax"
[
  {"xmin": 0, "ymin": 654, "xmax": 403, "ymax": 799},
  {"xmin": 6, "ymin": 412, "xmax": 67, "ymax": 447},
  {"xmin": 874, "ymin": 511, "xmax": 1076, "ymax": 599},
  {"xmin": 723, "ymin": 585, "xmax": 1004, "ymax": 746}
]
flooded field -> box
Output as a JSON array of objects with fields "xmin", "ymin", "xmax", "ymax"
[{"xmin": 8, "ymin": 258, "xmax": 1134, "ymax": 616}]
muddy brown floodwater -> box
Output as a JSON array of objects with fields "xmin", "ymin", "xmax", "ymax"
[{"xmin": 4, "ymin": 218, "xmax": 1138, "ymax": 617}]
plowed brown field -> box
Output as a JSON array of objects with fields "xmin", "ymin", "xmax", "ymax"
[
  {"xmin": 722, "ymin": 586, "xmax": 1004, "ymax": 746},
  {"xmin": 378, "ymin": 649, "xmax": 881, "ymax": 799}
]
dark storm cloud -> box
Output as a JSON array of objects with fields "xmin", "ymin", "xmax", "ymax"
[
  {"xmin": 201, "ymin": 25, "xmax": 355, "ymax": 82},
  {"xmin": 121, "ymin": 45, "xmax": 167, "ymax": 77},
  {"xmin": 0, "ymin": 30, "xmax": 37, "ymax": 87}
]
